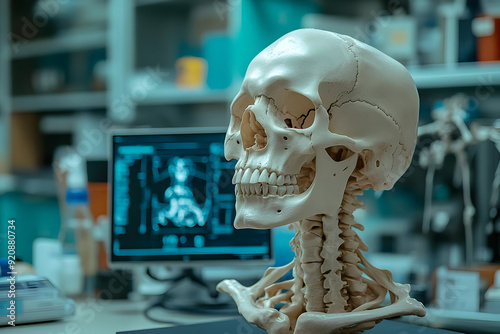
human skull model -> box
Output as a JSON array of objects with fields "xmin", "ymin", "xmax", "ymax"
[{"xmin": 217, "ymin": 29, "xmax": 425, "ymax": 334}]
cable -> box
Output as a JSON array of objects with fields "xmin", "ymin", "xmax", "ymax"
[
  {"xmin": 143, "ymin": 296, "xmax": 185, "ymax": 325},
  {"xmin": 145, "ymin": 267, "xmax": 180, "ymax": 282},
  {"xmin": 143, "ymin": 305, "xmax": 184, "ymax": 325},
  {"xmin": 146, "ymin": 267, "xmax": 219, "ymax": 298},
  {"xmin": 142, "ymin": 281, "xmax": 186, "ymax": 325},
  {"xmin": 142, "ymin": 267, "xmax": 237, "ymax": 323}
]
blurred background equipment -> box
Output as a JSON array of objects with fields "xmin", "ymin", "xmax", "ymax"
[
  {"xmin": 0, "ymin": 275, "xmax": 76, "ymax": 326},
  {"xmin": 418, "ymin": 94, "xmax": 476, "ymax": 266}
]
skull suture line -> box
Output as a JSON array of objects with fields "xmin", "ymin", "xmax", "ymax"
[{"xmin": 218, "ymin": 29, "xmax": 425, "ymax": 334}]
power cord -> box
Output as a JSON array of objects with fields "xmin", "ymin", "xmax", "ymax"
[
  {"xmin": 146, "ymin": 267, "xmax": 180, "ymax": 282},
  {"xmin": 143, "ymin": 283, "xmax": 185, "ymax": 325},
  {"xmin": 143, "ymin": 268, "xmax": 237, "ymax": 324}
]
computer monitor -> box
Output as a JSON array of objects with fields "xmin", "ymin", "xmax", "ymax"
[{"xmin": 109, "ymin": 127, "xmax": 273, "ymax": 267}]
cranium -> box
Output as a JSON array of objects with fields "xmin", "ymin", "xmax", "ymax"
[
  {"xmin": 219, "ymin": 29, "xmax": 424, "ymax": 334},
  {"xmin": 225, "ymin": 28, "xmax": 418, "ymax": 229}
]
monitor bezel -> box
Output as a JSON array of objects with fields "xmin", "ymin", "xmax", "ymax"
[{"xmin": 108, "ymin": 127, "xmax": 274, "ymax": 269}]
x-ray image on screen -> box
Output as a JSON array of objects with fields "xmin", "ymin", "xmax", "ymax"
[
  {"xmin": 111, "ymin": 131, "xmax": 271, "ymax": 263},
  {"xmin": 155, "ymin": 156, "xmax": 208, "ymax": 228}
]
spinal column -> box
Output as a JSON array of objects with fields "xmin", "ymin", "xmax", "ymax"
[
  {"xmin": 293, "ymin": 216, "xmax": 327, "ymax": 312},
  {"xmin": 289, "ymin": 176, "xmax": 371, "ymax": 316},
  {"xmin": 290, "ymin": 213, "xmax": 343, "ymax": 314},
  {"xmin": 335, "ymin": 176, "xmax": 370, "ymax": 312}
]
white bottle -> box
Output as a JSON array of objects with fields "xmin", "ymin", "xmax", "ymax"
[
  {"xmin": 60, "ymin": 254, "xmax": 83, "ymax": 296},
  {"xmin": 59, "ymin": 156, "xmax": 96, "ymax": 296}
]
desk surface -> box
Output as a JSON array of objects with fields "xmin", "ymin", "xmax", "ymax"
[
  {"xmin": 7, "ymin": 299, "xmax": 232, "ymax": 334},
  {"xmin": 5, "ymin": 299, "xmax": 474, "ymax": 334},
  {"xmin": 118, "ymin": 317, "xmax": 463, "ymax": 334}
]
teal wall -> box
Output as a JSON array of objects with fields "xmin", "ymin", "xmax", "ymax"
[
  {"xmin": 234, "ymin": 0, "xmax": 320, "ymax": 79},
  {"xmin": 0, "ymin": 192, "xmax": 60, "ymax": 265}
]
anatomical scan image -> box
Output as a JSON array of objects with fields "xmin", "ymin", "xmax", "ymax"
[{"xmin": 157, "ymin": 157, "xmax": 208, "ymax": 228}]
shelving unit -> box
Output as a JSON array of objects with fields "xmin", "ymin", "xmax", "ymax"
[
  {"xmin": 11, "ymin": 29, "xmax": 107, "ymax": 60},
  {"xmin": 3, "ymin": 0, "xmax": 500, "ymax": 198},
  {"xmin": 409, "ymin": 62, "xmax": 500, "ymax": 89},
  {"xmin": 0, "ymin": 1, "xmax": 111, "ymax": 196},
  {"xmin": 137, "ymin": 85, "xmax": 232, "ymax": 106},
  {"xmin": 0, "ymin": 0, "xmax": 11, "ymax": 175},
  {"xmin": 12, "ymin": 91, "xmax": 107, "ymax": 112},
  {"xmin": 135, "ymin": 0, "xmax": 182, "ymax": 6},
  {"xmin": 1, "ymin": 0, "xmax": 246, "ymax": 195},
  {"xmin": 10, "ymin": 170, "xmax": 58, "ymax": 197}
]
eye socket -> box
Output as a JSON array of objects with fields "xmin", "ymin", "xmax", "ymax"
[
  {"xmin": 325, "ymin": 145, "xmax": 355, "ymax": 162},
  {"xmin": 276, "ymin": 91, "xmax": 315, "ymax": 129},
  {"xmin": 230, "ymin": 93, "xmax": 253, "ymax": 130}
]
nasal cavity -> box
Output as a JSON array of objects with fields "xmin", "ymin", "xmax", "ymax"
[{"xmin": 241, "ymin": 110, "xmax": 267, "ymax": 150}]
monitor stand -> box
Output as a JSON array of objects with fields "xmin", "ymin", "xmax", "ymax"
[{"xmin": 145, "ymin": 268, "xmax": 238, "ymax": 316}]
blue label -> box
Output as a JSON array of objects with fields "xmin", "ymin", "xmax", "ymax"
[{"xmin": 0, "ymin": 300, "xmax": 22, "ymax": 316}]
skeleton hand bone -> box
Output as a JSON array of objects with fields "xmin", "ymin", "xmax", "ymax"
[{"xmin": 217, "ymin": 262, "xmax": 295, "ymax": 334}]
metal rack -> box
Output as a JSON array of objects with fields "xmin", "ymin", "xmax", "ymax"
[{"xmin": 409, "ymin": 62, "xmax": 500, "ymax": 89}]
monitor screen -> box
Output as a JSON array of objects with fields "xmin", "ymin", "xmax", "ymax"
[{"xmin": 110, "ymin": 128, "xmax": 272, "ymax": 265}]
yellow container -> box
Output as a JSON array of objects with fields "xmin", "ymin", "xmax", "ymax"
[{"xmin": 176, "ymin": 56, "xmax": 207, "ymax": 88}]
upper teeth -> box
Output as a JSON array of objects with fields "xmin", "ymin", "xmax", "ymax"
[{"xmin": 232, "ymin": 167, "xmax": 299, "ymax": 197}]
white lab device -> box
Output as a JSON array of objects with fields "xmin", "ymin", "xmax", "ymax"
[{"xmin": 0, "ymin": 275, "xmax": 75, "ymax": 326}]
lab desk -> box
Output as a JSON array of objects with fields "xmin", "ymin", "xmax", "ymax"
[
  {"xmin": 3, "ymin": 298, "xmax": 470, "ymax": 334},
  {"xmin": 5, "ymin": 299, "xmax": 232, "ymax": 334}
]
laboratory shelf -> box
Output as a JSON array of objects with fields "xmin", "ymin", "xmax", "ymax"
[
  {"xmin": 12, "ymin": 91, "xmax": 107, "ymax": 112},
  {"xmin": 135, "ymin": 0, "xmax": 207, "ymax": 6},
  {"xmin": 2, "ymin": 170, "xmax": 58, "ymax": 197},
  {"xmin": 0, "ymin": 174, "xmax": 16, "ymax": 194},
  {"xmin": 409, "ymin": 62, "xmax": 500, "ymax": 89},
  {"xmin": 11, "ymin": 29, "xmax": 107, "ymax": 59},
  {"xmin": 137, "ymin": 84, "xmax": 231, "ymax": 106},
  {"xmin": 135, "ymin": 0, "xmax": 172, "ymax": 6}
]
